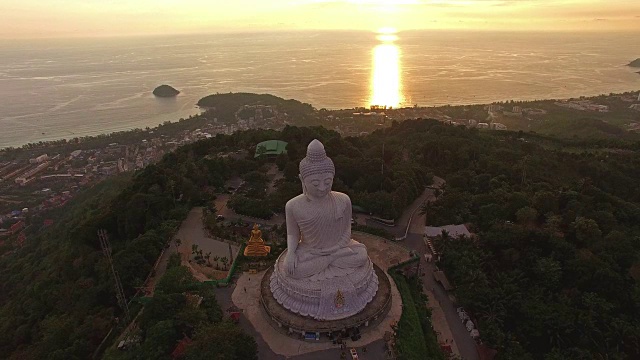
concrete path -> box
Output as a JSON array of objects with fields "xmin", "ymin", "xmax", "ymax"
[
  {"xmin": 231, "ymin": 269, "xmax": 401, "ymax": 358},
  {"xmin": 215, "ymin": 285, "xmax": 388, "ymax": 360},
  {"xmin": 177, "ymin": 207, "xmax": 239, "ymax": 263},
  {"xmin": 402, "ymin": 186, "xmax": 479, "ymax": 360},
  {"xmin": 365, "ymin": 176, "xmax": 445, "ymax": 238},
  {"xmin": 230, "ymin": 232, "xmax": 408, "ymax": 358},
  {"xmin": 363, "ymin": 176, "xmax": 479, "ymax": 360}
]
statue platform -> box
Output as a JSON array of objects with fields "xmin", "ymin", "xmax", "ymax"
[
  {"xmin": 231, "ymin": 232, "xmax": 409, "ymax": 356},
  {"xmin": 261, "ymin": 263, "xmax": 391, "ymax": 336}
]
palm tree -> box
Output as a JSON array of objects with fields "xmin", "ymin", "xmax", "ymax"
[
  {"xmin": 205, "ymin": 252, "xmax": 212, "ymax": 266},
  {"xmin": 174, "ymin": 238, "xmax": 182, "ymax": 252},
  {"xmin": 220, "ymin": 257, "xmax": 228, "ymax": 270},
  {"xmin": 191, "ymin": 244, "xmax": 198, "ymax": 255}
]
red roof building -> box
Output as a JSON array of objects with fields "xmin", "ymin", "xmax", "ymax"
[{"xmin": 171, "ymin": 336, "xmax": 193, "ymax": 359}]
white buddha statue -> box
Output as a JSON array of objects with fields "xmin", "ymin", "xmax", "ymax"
[{"xmin": 270, "ymin": 139, "xmax": 379, "ymax": 320}]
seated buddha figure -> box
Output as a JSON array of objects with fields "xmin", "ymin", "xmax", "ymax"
[
  {"xmin": 244, "ymin": 223, "xmax": 270, "ymax": 257},
  {"xmin": 270, "ymin": 139, "xmax": 378, "ymax": 320}
]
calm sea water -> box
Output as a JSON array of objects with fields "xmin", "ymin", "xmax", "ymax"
[{"xmin": 0, "ymin": 31, "xmax": 639, "ymax": 148}]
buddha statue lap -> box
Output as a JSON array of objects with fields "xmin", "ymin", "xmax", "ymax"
[{"xmin": 270, "ymin": 139, "xmax": 378, "ymax": 320}]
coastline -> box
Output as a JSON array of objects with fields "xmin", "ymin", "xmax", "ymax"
[
  {"xmin": 2, "ymin": 89, "xmax": 639, "ymax": 151},
  {"xmin": 0, "ymin": 106, "xmax": 202, "ymax": 150}
]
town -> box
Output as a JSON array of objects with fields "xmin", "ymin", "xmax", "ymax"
[{"xmin": 1, "ymin": 90, "xmax": 639, "ymax": 251}]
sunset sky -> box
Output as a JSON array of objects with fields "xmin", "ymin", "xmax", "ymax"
[{"xmin": 1, "ymin": 0, "xmax": 639, "ymax": 38}]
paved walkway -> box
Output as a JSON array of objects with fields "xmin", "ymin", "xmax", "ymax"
[
  {"xmin": 364, "ymin": 177, "xmax": 479, "ymax": 360},
  {"xmin": 177, "ymin": 207, "xmax": 239, "ymax": 267},
  {"xmin": 403, "ymin": 184, "xmax": 479, "ymax": 360},
  {"xmin": 230, "ymin": 232, "xmax": 408, "ymax": 358},
  {"xmin": 365, "ymin": 176, "xmax": 445, "ymax": 238},
  {"xmin": 215, "ymin": 285, "xmax": 388, "ymax": 360},
  {"xmin": 232, "ymin": 269, "xmax": 401, "ymax": 358}
]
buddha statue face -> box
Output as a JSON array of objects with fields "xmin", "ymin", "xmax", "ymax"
[
  {"xmin": 298, "ymin": 139, "xmax": 335, "ymax": 201},
  {"xmin": 300, "ymin": 172, "xmax": 334, "ymax": 201}
]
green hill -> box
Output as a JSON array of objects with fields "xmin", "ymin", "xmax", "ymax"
[{"xmin": 197, "ymin": 92, "xmax": 314, "ymax": 123}]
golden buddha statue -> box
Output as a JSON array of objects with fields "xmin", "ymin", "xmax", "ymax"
[{"xmin": 244, "ymin": 223, "xmax": 271, "ymax": 257}]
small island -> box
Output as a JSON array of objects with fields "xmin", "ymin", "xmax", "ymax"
[
  {"xmin": 153, "ymin": 84, "xmax": 180, "ymax": 97},
  {"xmin": 627, "ymin": 58, "xmax": 640, "ymax": 68}
]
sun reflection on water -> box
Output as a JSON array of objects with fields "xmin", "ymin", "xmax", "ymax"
[{"xmin": 370, "ymin": 31, "xmax": 402, "ymax": 109}]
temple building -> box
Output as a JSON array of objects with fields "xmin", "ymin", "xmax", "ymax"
[{"xmin": 244, "ymin": 224, "xmax": 271, "ymax": 257}]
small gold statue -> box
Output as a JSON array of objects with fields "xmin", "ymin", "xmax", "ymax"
[
  {"xmin": 244, "ymin": 224, "xmax": 271, "ymax": 257},
  {"xmin": 335, "ymin": 289, "xmax": 345, "ymax": 308}
]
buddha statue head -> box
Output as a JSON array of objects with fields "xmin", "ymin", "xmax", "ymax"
[
  {"xmin": 250, "ymin": 223, "xmax": 262, "ymax": 240},
  {"xmin": 299, "ymin": 139, "xmax": 335, "ymax": 201}
]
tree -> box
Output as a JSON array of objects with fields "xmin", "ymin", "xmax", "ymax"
[
  {"xmin": 532, "ymin": 190, "xmax": 558, "ymax": 215},
  {"xmin": 516, "ymin": 206, "xmax": 538, "ymax": 226},
  {"xmin": 574, "ymin": 217, "xmax": 602, "ymax": 246},
  {"xmin": 174, "ymin": 238, "xmax": 182, "ymax": 252},
  {"xmin": 184, "ymin": 322, "xmax": 258, "ymax": 360},
  {"xmin": 141, "ymin": 320, "xmax": 178, "ymax": 358},
  {"xmin": 155, "ymin": 266, "xmax": 197, "ymax": 295}
]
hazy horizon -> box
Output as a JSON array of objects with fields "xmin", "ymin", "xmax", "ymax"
[
  {"xmin": 2, "ymin": 27, "xmax": 640, "ymax": 43},
  {"xmin": 2, "ymin": 0, "xmax": 639, "ymax": 39}
]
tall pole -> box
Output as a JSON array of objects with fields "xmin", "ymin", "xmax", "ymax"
[
  {"xmin": 381, "ymin": 115, "xmax": 386, "ymax": 179},
  {"xmin": 98, "ymin": 229, "xmax": 130, "ymax": 323}
]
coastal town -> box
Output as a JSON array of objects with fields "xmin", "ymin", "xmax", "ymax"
[{"xmin": 1, "ymin": 90, "xmax": 640, "ymax": 251}]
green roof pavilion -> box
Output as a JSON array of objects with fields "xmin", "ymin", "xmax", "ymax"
[{"xmin": 255, "ymin": 140, "xmax": 288, "ymax": 158}]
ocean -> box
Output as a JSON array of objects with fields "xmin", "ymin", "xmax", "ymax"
[{"xmin": 0, "ymin": 30, "xmax": 639, "ymax": 148}]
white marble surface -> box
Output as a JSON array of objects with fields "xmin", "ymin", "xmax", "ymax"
[
  {"xmin": 232, "ymin": 268, "xmax": 402, "ymax": 357},
  {"xmin": 271, "ymin": 139, "xmax": 379, "ymax": 320}
]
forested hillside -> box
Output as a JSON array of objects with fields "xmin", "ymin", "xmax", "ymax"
[
  {"xmin": 1, "ymin": 118, "xmax": 639, "ymax": 359},
  {"xmin": 0, "ymin": 143, "xmax": 230, "ymax": 358},
  {"xmin": 196, "ymin": 92, "xmax": 315, "ymax": 123},
  {"xmin": 416, "ymin": 120, "xmax": 640, "ymax": 359}
]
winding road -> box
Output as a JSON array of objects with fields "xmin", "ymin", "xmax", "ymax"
[{"xmin": 365, "ymin": 177, "xmax": 480, "ymax": 360}]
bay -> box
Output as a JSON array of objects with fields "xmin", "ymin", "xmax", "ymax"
[{"xmin": 0, "ymin": 30, "xmax": 638, "ymax": 148}]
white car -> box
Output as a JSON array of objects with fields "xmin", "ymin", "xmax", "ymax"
[{"xmin": 350, "ymin": 348, "xmax": 359, "ymax": 359}]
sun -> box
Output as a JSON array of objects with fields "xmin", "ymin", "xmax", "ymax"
[{"xmin": 347, "ymin": 0, "xmax": 421, "ymax": 5}]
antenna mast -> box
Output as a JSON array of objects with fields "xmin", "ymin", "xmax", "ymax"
[{"xmin": 98, "ymin": 229, "xmax": 130, "ymax": 322}]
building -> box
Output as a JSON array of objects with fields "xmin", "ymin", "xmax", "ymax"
[
  {"xmin": 29, "ymin": 154, "xmax": 48, "ymax": 164},
  {"xmin": 523, "ymin": 108, "xmax": 547, "ymax": 116},
  {"xmin": 254, "ymin": 140, "xmax": 288, "ymax": 158},
  {"xmin": 15, "ymin": 162, "xmax": 50, "ymax": 184}
]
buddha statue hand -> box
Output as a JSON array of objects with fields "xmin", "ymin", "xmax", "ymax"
[{"xmin": 284, "ymin": 251, "xmax": 297, "ymax": 275}]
